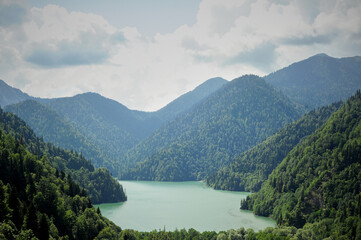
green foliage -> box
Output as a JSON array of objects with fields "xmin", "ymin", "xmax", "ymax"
[
  {"xmin": 45, "ymin": 93, "xmax": 147, "ymax": 173},
  {"xmin": 88, "ymin": 226, "xmax": 300, "ymax": 240},
  {"xmin": 122, "ymin": 75, "xmax": 302, "ymax": 181},
  {"xmin": 206, "ymin": 101, "xmax": 342, "ymax": 192},
  {"xmin": 0, "ymin": 107, "xmax": 126, "ymax": 204},
  {"xmin": 5, "ymin": 99, "xmax": 120, "ymax": 175},
  {"xmin": 265, "ymin": 54, "xmax": 361, "ymax": 109},
  {"xmin": 241, "ymin": 90, "xmax": 361, "ymax": 239},
  {"xmin": 0, "ymin": 128, "xmax": 121, "ymax": 239}
]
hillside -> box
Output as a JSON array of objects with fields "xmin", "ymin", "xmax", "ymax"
[
  {"xmin": 206, "ymin": 101, "xmax": 342, "ymax": 192},
  {"xmin": 241, "ymin": 91, "xmax": 361, "ymax": 239},
  {"xmin": 0, "ymin": 107, "xmax": 126, "ymax": 204},
  {"xmin": 265, "ymin": 54, "xmax": 361, "ymax": 109},
  {"xmin": 2, "ymin": 77, "xmax": 230, "ymax": 176},
  {"xmin": 4, "ymin": 100, "xmax": 120, "ymax": 174},
  {"xmin": 0, "ymin": 119, "xmax": 121, "ymax": 239},
  {"xmin": 122, "ymin": 75, "xmax": 302, "ymax": 181}
]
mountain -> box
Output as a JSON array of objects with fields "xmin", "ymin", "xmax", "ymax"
[
  {"xmin": 241, "ymin": 91, "xmax": 361, "ymax": 238},
  {"xmin": 0, "ymin": 113, "xmax": 122, "ymax": 239},
  {"xmin": 122, "ymin": 75, "xmax": 303, "ymax": 181},
  {"xmin": 45, "ymin": 78, "xmax": 228, "ymax": 170},
  {"xmin": 0, "ymin": 107, "xmax": 126, "ymax": 204},
  {"xmin": 5, "ymin": 99, "xmax": 125, "ymax": 175},
  {"xmin": 0, "ymin": 80, "xmax": 34, "ymax": 107},
  {"xmin": 154, "ymin": 77, "xmax": 228, "ymax": 122},
  {"xmin": 43, "ymin": 77, "xmax": 228, "ymax": 141},
  {"xmin": 3, "ymin": 77, "xmax": 229, "ymax": 176},
  {"xmin": 206, "ymin": 101, "xmax": 342, "ymax": 192},
  {"xmin": 43, "ymin": 92, "xmax": 160, "ymax": 175},
  {"xmin": 265, "ymin": 54, "xmax": 361, "ymax": 109}
]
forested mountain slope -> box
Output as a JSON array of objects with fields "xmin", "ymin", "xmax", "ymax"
[
  {"xmin": 206, "ymin": 101, "xmax": 342, "ymax": 192},
  {"xmin": 122, "ymin": 75, "xmax": 302, "ymax": 181},
  {"xmin": 0, "ymin": 122, "xmax": 121, "ymax": 239},
  {"xmin": 2, "ymin": 77, "xmax": 231, "ymax": 176},
  {"xmin": 47, "ymin": 92, "xmax": 148, "ymax": 148},
  {"xmin": 0, "ymin": 107, "xmax": 126, "ymax": 204},
  {"xmin": 265, "ymin": 54, "xmax": 361, "ymax": 109},
  {"xmin": 241, "ymin": 91, "xmax": 361, "ymax": 239},
  {"xmin": 4, "ymin": 100, "xmax": 121, "ymax": 175}
]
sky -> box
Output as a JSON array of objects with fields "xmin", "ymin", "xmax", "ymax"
[{"xmin": 1, "ymin": 0, "xmax": 361, "ymax": 111}]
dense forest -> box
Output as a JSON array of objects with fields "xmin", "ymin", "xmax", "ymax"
[
  {"xmin": 0, "ymin": 107, "xmax": 126, "ymax": 204},
  {"xmin": 206, "ymin": 101, "xmax": 343, "ymax": 192},
  {"xmin": 4, "ymin": 100, "xmax": 113, "ymax": 171},
  {"xmin": 36, "ymin": 93, "xmax": 144, "ymax": 174},
  {"xmin": 265, "ymin": 54, "xmax": 361, "ymax": 109},
  {"xmin": 0, "ymin": 125, "xmax": 122, "ymax": 239},
  {"xmin": 240, "ymin": 91, "xmax": 361, "ymax": 239},
  {"xmin": 122, "ymin": 75, "xmax": 302, "ymax": 181},
  {"xmin": 109, "ymin": 226, "xmax": 310, "ymax": 239}
]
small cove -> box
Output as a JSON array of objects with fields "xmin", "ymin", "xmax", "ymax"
[{"xmin": 95, "ymin": 181, "xmax": 275, "ymax": 232}]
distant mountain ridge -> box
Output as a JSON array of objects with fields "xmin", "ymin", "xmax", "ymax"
[
  {"xmin": 2, "ymin": 53, "xmax": 361, "ymax": 111},
  {"xmin": 265, "ymin": 54, "xmax": 361, "ymax": 109},
  {"xmin": 154, "ymin": 77, "xmax": 227, "ymax": 122},
  {"xmin": 0, "ymin": 80, "xmax": 34, "ymax": 107}
]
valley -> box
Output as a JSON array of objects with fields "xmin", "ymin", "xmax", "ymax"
[{"xmin": 1, "ymin": 54, "xmax": 361, "ymax": 239}]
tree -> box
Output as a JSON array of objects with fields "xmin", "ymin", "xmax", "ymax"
[
  {"xmin": 38, "ymin": 214, "xmax": 49, "ymax": 240},
  {"xmin": 8, "ymin": 186, "xmax": 23, "ymax": 230},
  {"xmin": 23, "ymin": 202, "xmax": 38, "ymax": 237}
]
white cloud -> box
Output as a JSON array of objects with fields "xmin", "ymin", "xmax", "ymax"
[{"xmin": 0, "ymin": 0, "xmax": 361, "ymax": 111}]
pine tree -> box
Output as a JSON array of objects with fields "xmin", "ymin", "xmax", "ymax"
[
  {"xmin": 23, "ymin": 202, "xmax": 38, "ymax": 237},
  {"xmin": 38, "ymin": 214, "xmax": 50, "ymax": 240},
  {"xmin": 0, "ymin": 181, "xmax": 10, "ymax": 222},
  {"xmin": 8, "ymin": 186, "xmax": 23, "ymax": 230}
]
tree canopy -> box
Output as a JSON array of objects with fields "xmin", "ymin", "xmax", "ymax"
[
  {"xmin": 0, "ymin": 107, "xmax": 126, "ymax": 204},
  {"xmin": 241, "ymin": 90, "xmax": 361, "ymax": 239}
]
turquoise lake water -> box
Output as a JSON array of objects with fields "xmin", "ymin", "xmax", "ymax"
[{"xmin": 96, "ymin": 181, "xmax": 275, "ymax": 232}]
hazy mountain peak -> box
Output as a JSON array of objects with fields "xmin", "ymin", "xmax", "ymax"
[
  {"xmin": 194, "ymin": 77, "xmax": 227, "ymax": 88},
  {"xmin": 0, "ymin": 79, "xmax": 33, "ymax": 107},
  {"xmin": 154, "ymin": 77, "xmax": 228, "ymax": 122},
  {"xmin": 313, "ymin": 53, "xmax": 329, "ymax": 58},
  {"xmin": 76, "ymin": 91, "xmax": 102, "ymax": 97},
  {"xmin": 265, "ymin": 54, "xmax": 361, "ymax": 109}
]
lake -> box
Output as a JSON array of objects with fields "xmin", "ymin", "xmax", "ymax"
[{"xmin": 95, "ymin": 181, "xmax": 275, "ymax": 232}]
